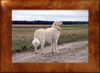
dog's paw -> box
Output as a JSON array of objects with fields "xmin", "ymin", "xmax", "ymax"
[
  {"xmin": 52, "ymin": 51, "xmax": 55, "ymax": 53},
  {"xmin": 42, "ymin": 52, "xmax": 45, "ymax": 55}
]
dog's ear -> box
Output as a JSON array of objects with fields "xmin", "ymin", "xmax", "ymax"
[{"xmin": 52, "ymin": 21, "xmax": 57, "ymax": 26}]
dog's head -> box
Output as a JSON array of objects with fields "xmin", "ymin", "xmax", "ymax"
[{"xmin": 52, "ymin": 21, "xmax": 63, "ymax": 31}]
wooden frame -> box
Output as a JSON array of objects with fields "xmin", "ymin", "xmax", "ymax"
[{"xmin": 0, "ymin": 0, "xmax": 99, "ymax": 72}]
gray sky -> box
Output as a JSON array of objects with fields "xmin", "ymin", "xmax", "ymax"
[{"xmin": 12, "ymin": 10, "xmax": 88, "ymax": 21}]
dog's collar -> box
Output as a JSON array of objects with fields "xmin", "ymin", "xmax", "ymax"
[{"xmin": 55, "ymin": 27, "xmax": 61, "ymax": 31}]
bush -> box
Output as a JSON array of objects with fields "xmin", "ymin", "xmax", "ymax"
[
  {"xmin": 12, "ymin": 32, "xmax": 88, "ymax": 54},
  {"xmin": 12, "ymin": 25, "xmax": 88, "ymax": 54}
]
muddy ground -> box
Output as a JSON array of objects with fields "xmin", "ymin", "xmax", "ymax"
[{"xmin": 12, "ymin": 41, "xmax": 88, "ymax": 63}]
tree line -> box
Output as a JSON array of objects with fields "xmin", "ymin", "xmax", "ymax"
[{"xmin": 12, "ymin": 21, "xmax": 88, "ymax": 25}]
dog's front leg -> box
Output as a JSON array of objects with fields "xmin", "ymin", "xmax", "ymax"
[
  {"xmin": 51, "ymin": 42, "xmax": 55, "ymax": 53},
  {"xmin": 54, "ymin": 40, "xmax": 59, "ymax": 53}
]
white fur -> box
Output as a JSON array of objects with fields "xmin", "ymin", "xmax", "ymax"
[{"xmin": 32, "ymin": 21, "xmax": 62, "ymax": 54}]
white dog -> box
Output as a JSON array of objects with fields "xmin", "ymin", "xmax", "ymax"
[{"xmin": 32, "ymin": 21, "xmax": 62, "ymax": 54}]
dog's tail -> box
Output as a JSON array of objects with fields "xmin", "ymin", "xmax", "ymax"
[{"xmin": 32, "ymin": 38, "xmax": 40, "ymax": 48}]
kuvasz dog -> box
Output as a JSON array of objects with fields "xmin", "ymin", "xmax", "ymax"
[{"xmin": 32, "ymin": 21, "xmax": 63, "ymax": 54}]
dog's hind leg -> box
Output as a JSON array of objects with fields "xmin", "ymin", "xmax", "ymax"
[
  {"xmin": 32, "ymin": 39, "xmax": 40, "ymax": 54},
  {"xmin": 40, "ymin": 40, "xmax": 45, "ymax": 54},
  {"xmin": 34, "ymin": 46, "xmax": 38, "ymax": 54}
]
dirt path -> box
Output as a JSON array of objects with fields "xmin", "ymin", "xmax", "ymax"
[{"xmin": 12, "ymin": 41, "xmax": 88, "ymax": 63}]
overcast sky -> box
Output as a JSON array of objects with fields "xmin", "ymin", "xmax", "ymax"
[{"xmin": 12, "ymin": 10, "xmax": 88, "ymax": 21}]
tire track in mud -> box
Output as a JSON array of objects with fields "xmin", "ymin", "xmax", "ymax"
[{"xmin": 12, "ymin": 41, "xmax": 88, "ymax": 63}]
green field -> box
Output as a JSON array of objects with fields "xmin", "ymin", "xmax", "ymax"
[{"xmin": 12, "ymin": 24, "xmax": 88, "ymax": 53}]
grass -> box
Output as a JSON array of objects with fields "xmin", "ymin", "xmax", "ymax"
[{"xmin": 12, "ymin": 24, "xmax": 88, "ymax": 53}]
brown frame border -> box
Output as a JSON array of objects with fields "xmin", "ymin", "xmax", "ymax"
[{"xmin": 0, "ymin": 0, "xmax": 99, "ymax": 72}]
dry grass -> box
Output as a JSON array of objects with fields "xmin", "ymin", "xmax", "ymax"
[{"xmin": 12, "ymin": 24, "xmax": 88, "ymax": 53}]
